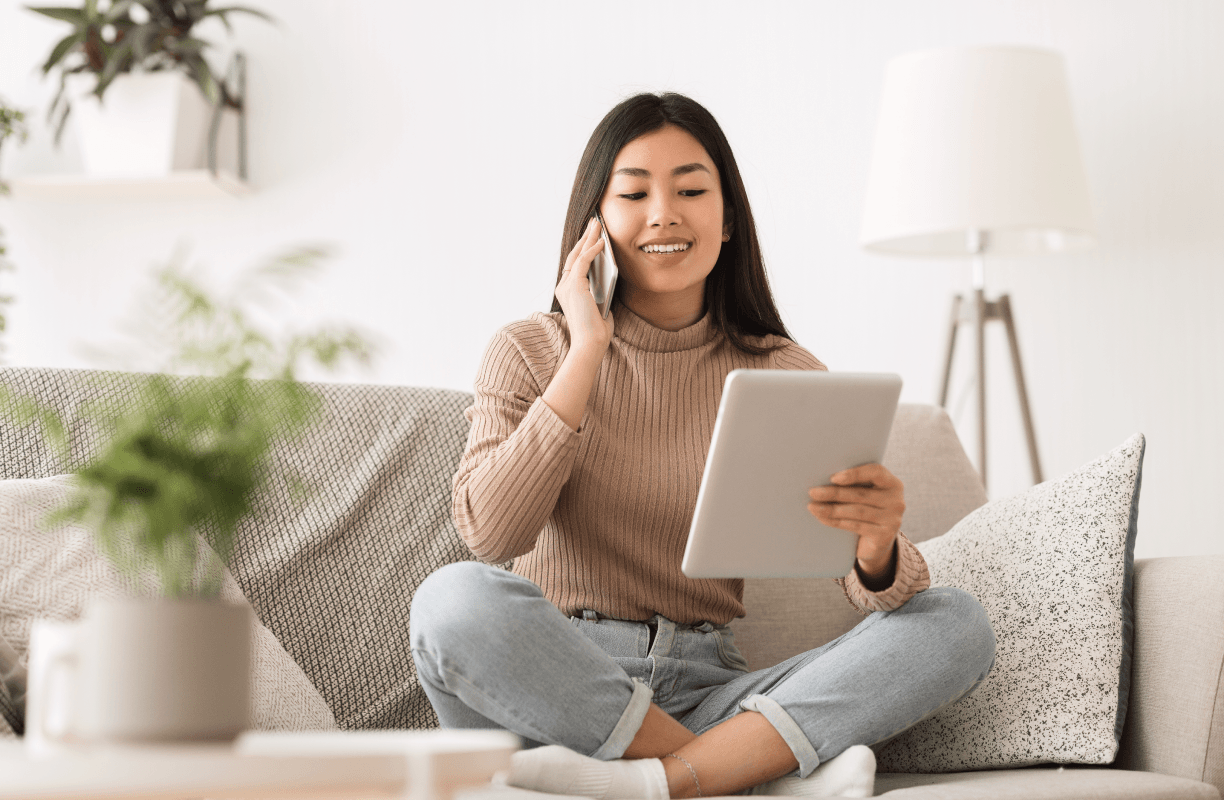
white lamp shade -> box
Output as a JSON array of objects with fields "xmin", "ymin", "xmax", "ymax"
[{"xmin": 860, "ymin": 46, "xmax": 1095, "ymax": 256}]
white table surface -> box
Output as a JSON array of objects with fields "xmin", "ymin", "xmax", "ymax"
[{"xmin": 0, "ymin": 729, "xmax": 519, "ymax": 800}]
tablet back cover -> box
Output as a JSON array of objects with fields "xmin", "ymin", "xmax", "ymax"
[{"xmin": 681, "ymin": 370, "xmax": 901, "ymax": 579}]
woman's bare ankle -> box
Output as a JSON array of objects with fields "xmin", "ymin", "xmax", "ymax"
[
  {"xmin": 662, "ymin": 753, "xmax": 703, "ymax": 799},
  {"xmin": 623, "ymin": 704, "xmax": 697, "ymax": 759},
  {"xmin": 665, "ymin": 712, "xmax": 799, "ymax": 796}
]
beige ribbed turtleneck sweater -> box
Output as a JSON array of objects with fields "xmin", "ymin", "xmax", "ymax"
[{"xmin": 452, "ymin": 304, "xmax": 930, "ymax": 625}]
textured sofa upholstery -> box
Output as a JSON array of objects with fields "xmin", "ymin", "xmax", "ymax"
[{"xmin": 1, "ymin": 367, "xmax": 1220, "ymax": 800}]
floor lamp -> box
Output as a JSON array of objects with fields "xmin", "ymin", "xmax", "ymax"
[{"xmin": 859, "ymin": 46, "xmax": 1095, "ymax": 490}]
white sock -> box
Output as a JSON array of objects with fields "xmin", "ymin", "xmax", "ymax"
[
  {"xmin": 750, "ymin": 745, "xmax": 876, "ymax": 798},
  {"xmin": 502, "ymin": 745, "xmax": 669, "ymax": 800}
]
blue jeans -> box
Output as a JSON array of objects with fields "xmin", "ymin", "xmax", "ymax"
[{"xmin": 410, "ymin": 562, "xmax": 995, "ymax": 777}]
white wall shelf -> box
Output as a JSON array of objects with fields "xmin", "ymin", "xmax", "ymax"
[{"xmin": 9, "ymin": 170, "xmax": 250, "ymax": 201}]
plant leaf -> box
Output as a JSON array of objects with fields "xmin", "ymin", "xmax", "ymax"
[
  {"xmin": 126, "ymin": 21, "xmax": 159, "ymax": 61},
  {"xmin": 95, "ymin": 43, "xmax": 133, "ymax": 95},
  {"xmin": 25, "ymin": 6, "xmax": 88, "ymax": 25},
  {"xmin": 103, "ymin": 0, "xmax": 135, "ymax": 24},
  {"xmin": 190, "ymin": 58, "xmax": 220, "ymax": 105},
  {"xmin": 201, "ymin": 5, "xmax": 274, "ymax": 23},
  {"xmin": 41, "ymin": 31, "xmax": 84, "ymax": 74},
  {"xmin": 166, "ymin": 36, "xmax": 208, "ymax": 54},
  {"xmin": 209, "ymin": 9, "xmax": 232, "ymax": 33},
  {"xmin": 48, "ymin": 74, "xmax": 73, "ymax": 145}
]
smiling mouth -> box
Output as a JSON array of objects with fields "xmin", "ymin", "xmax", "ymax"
[{"xmin": 639, "ymin": 243, "xmax": 692, "ymax": 254}]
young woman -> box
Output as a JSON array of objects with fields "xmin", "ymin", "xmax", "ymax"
[{"xmin": 410, "ymin": 93, "xmax": 995, "ymax": 800}]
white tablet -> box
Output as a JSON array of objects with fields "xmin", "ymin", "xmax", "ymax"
[{"xmin": 681, "ymin": 370, "xmax": 902, "ymax": 579}]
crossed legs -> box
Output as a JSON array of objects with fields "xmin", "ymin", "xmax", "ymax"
[{"xmin": 410, "ymin": 562, "xmax": 995, "ymax": 797}]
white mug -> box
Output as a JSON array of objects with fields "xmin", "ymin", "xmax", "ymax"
[
  {"xmin": 24, "ymin": 600, "xmax": 252, "ymax": 750},
  {"xmin": 25, "ymin": 620, "xmax": 81, "ymax": 753}
]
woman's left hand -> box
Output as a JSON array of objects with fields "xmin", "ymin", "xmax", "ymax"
[{"xmin": 808, "ymin": 463, "xmax": 905, "ymax": 584}]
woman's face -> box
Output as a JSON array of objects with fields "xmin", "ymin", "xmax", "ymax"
[{"xmin": 598, "ymin": 125, "xmax": 730, "ymax": 315}]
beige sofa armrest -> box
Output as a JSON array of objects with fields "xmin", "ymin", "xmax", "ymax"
[{"xmin": 1116, "ymin": 555, "xmax": 1224, "ymax": 796}]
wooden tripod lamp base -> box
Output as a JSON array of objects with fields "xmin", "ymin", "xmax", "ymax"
[{"xmin": 938, "ymin": 289, "xmax": 1043, "ymax": 490}]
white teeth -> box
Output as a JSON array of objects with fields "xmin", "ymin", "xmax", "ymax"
[{"xmin": 640, "ymin": 243, "xmax": 691, "ymax": 253}]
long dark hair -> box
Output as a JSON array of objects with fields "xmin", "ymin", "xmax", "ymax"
[{"xmin": 551, "ymin": 92, "xmax": 792, "ymax": 355}]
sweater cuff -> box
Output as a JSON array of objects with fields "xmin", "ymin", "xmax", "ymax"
[{"xmin": 838, "ymin": 531, "xmax": 931, "ymax": 615}]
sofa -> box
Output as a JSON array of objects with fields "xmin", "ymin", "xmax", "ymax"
[{"xmin": 0, "ymin": 365, "xmax": 1220, "ymax": 800}]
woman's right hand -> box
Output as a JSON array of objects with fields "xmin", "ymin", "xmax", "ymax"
[
  {"xmin": 541, "ymin": 216, "xmax": 616, "ymax": 431},
  {"xmin": 555, "ymin": 216, "xmax": 616, "ymax": 356}
]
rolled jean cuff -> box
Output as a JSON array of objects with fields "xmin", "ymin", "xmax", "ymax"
[
  {"xmin": 740, "ymin": 693, "xmax": 820, "ymax": 778},
  {"xmin": 591, "ymin": 678, "xmax": 653, "ymax": 761}
]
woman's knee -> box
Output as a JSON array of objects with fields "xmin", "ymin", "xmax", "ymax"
[
  {"xmin": 410, "ymin": 561, "xmax": 541, "ymax": 649},
  {"xmin": 908, "ymin": 586, "xmax": 997, "ymax": 675}
]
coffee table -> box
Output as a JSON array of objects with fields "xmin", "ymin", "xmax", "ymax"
[{"xmin": 0, "ymin": 729, "xmax": 519, "ymax": 799}]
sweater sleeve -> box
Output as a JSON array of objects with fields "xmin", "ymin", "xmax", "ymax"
[
  {"xmin": 452, "ymin": 321, "xmax": 582, "ymax": 563},
  {"xmin": 835, "ymin": 531, "xmax": 931, "ymax": 614}
]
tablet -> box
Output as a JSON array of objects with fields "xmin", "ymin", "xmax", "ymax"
[{"xmin": 681, "ymin": 370, "xmax": 902, "ymax": 579}]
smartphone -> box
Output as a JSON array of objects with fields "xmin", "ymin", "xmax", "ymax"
[{"xmin": 588, "ymin": 212, "xmax": 619, "ymax": 319}]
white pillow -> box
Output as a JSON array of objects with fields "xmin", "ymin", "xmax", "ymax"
[
  {"xmin": 874, "ymin": 434, "xmax": 1144, "ymax": 772},
  {"xmin": 0, "ymin": 475, "xmax": 337, "ymax": 735}
]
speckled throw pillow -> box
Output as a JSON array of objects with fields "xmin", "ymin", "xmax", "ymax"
[{"xmin": 874, "ymin": 433, "xmax": 1144, "ymax": 772}]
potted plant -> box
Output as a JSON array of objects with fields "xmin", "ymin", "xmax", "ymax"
[
  {"xmin": 28, "ymin": 0, "xmax": 271, "ymax": 175},
  {"xmin": 2, "ymin": 247, "xmax": 371, "ymax": 743},
  {"xmin": 0, "ymin": 99, "xmax": 27, "ymax": 359}
]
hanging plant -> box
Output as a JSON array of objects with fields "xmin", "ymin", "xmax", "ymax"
[{"xmin": 28, "ymin": 0, "xmax": 272, "ymax": 143}]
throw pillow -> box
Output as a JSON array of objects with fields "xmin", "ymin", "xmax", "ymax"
[
  {"xmin": 874, "ymin": 433, "xmax": 1144, "ymax": 772},
  {"xmin": 0, "ymin": 475, "xmax": 337, "ymax": 735}
]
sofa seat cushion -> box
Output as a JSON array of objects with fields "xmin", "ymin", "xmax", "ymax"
[
  {"xmin": 874, "ymin": 768, "xmax": 1220, "ymax": 799},
  {"xmin": 443, "ymin": 769, "xmax": 1221, "ymax": 800}
]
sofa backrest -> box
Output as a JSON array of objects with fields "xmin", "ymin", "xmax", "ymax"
[{"xmin": 0, "ymin": 367, "xmax": 987, "ymax": 730}]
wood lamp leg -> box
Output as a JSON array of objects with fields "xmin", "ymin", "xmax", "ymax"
[
  {"xmin": 937, "ymin": 291, "xmax": 1044, "ymax": 490},
  {"xmin": 939, "ymin": 295, "xmax": 962, "ymax": 408},
  {"xmin": 975, "ymin": 288, "xmax": 988, "ymax": 488},
  {"xmin": 998, "ymin": 294, "xmax": 1043, "ymax": 484}
]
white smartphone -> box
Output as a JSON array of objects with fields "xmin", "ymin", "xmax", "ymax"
[{"xmin": 588, "ymin": 212, "xmax": 618, "ymax": 319}]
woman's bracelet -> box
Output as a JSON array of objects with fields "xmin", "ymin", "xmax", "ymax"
[{"xmin": 666, "ymin": 753, "xmax": 702, "ymax": 797}]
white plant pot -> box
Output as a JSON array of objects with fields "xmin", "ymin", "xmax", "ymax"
[
  {"xmin": 68, "ymin": 72, "xmax": 217, "ymax": 178},
  {"xmin": 84, "ymin": 598, "xmax": 252, "ymax": 743},
  {"xmin": 28, "ymin": 598, "xmax": 252, "ymax": 746}
]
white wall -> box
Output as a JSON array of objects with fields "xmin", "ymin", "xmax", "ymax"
[{"xmin": 1, "ymin": 0, "xmax": 1221, "ymax": 561}]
